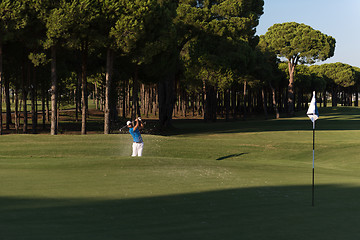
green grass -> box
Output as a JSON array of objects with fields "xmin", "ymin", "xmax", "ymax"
[{"xmin": 1, "ymin": 107, "xmax": 360, "ymax": 239}]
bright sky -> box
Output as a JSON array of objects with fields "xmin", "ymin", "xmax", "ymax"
[{"xmin": 256, "ymin": 0, "xmax": 360, "ymax": 67}]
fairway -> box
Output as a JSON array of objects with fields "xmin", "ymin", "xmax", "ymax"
[{"xmin": 1, "ymin": 107, "xmax": 360, "ymax": 240}]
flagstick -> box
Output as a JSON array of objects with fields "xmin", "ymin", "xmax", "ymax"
[
  {"xmin": 307, "ymin": 91, "xmax": 318, "ymax": 207},
  {"xmin": 312, "ymin": 120, "xmax": 315, "ymax": 207}
]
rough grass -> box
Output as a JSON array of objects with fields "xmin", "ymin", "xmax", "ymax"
[{"xmin": 1, "ymin": 107, "xmax": 360, "ymax": 239}]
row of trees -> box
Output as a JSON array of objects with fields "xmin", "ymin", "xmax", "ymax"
[
  {"xmin": 0, "ymin": 0, "xmax": 178, "ymax": 135},
  {"xmin": 0, "ymin": 0, "xmax": 357, "ymax": 135},
  {"xmin": 0, "ymin": 0, "xmax": 266, "ymax": 135}
]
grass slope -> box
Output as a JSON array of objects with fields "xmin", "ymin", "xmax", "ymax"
[{"xmin": 1, "ymin": 107, "xmax": 360, "ymax": 240}]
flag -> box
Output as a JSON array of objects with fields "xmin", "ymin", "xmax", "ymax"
[{"xmin": 307, "ymin": 91, "xmax": 319, "ymax": 122}]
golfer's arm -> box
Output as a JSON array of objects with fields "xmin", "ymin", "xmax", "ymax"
[{"xmin": 134, "ymin": 121, "xmax": 139, "ymax": 130}]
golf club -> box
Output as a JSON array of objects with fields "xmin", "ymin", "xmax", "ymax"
[{"xmin": 119, "ymin": 124, "xmax": 128, "ymax": 132}]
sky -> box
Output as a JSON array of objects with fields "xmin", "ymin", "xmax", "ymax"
[{"xmin": 256, "ymin": 0, "xmax": 360, "ymax": 67}]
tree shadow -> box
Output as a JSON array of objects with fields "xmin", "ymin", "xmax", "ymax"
[
  {"xmin": 165, "ymin": 111, "xmax": 360, "ymax": 136},
  {"xmin": 216, "ymin": 153, "xmax": 247, "ymax": 160},
  {"xmin": 1, "ymin": 184, "xmax": 360, "ymax": 240}
]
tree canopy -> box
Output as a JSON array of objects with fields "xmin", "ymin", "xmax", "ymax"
[
  {"xmin": 263, "ymin": 22, "xmax": 335, "ymax": 64},
  {"xmin": 261, "ymin": 22, "xmax": 336, "ymax": 115}
]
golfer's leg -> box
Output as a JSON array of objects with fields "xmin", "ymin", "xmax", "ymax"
[
  {"xmin": 132, "ymin": 143, "xmax": 137, "ymax": 156},
  {"xmin": 138, "ymin": 143, "xmax": 144, "ymax": 157}
]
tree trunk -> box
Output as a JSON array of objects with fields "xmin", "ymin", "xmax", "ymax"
[
  {"xmin": 223, "ymin": 90, "xmax": 228, "ymax": 121},
  {"xmin": 31, "ymin": 67, "xmax": 37, "ymax": 133},
  {"xmin": 269, "ymin": 83, "xmax": 279, "ymax": 119},
  {"xmin": 57, "ymin": 101, "xmax": 60, "ymax": 131},
  {"xmin": 288, "ymin": 61, "xmax": 296, "ymax": 116},
  {"xmin": 155, "ymin": 86, "xmax": 159, "ymax": 116},
  {"xmin": 76, "ymin": 71, "xmax": 81, "ymax": 122},
  {"xmin": 212, "ymin": 87, "xmax": 217, "ymax": 121},
  {"xmin": 75, "ymin": 82, "xmax": 78, "ymax": 121},
  {"xmin": 219, "ymin": 91, "xmax": 223, "ymax": 118},
  {"xmin": 132, "ymin": 66, "xmax": 140, "ymax": 120},
  {"xmin": 50, "ymin": 46, "xmax": 58, "ymax": 135},
  {"xmin": 104, "ymin": 48, "xmax": 114, "ymax": 134},
  {"xmin": 81, "ymin": 41, "xmax": 88, "ymax": 135},
  {"xmin": 42, "ymin": 86, "xmax": 46, "ymax": 130},
  {"xmin": 126, "ymin": 81, "xmax": 131, "ymax": 117},
  {"xmin": 182, "ymin": 91, "xmax": 187, "ymax": 117},
  {"xmin": 243, "ymin": 81, "xmax": 247, "ymax": 119},
  {"xmin": 94, "ymin": 81, "xmax": 98, "ymax": 109},
  {"xmin": 355, "ymin": 92, "xmax": 358, "ymax": 107},
  {"xmin": 203, "ymin": 79, "xmax": 209, "ymax": 121},
  {"xmin": 202, "ymin": 79, "xmax": 206, "ymax": 119},
  {"xmin": 203, "ymin": 80, "xmax": 217, "ymax": 122},
  {"xmin": 136, "ymin": 85, "xmax": 141, "ymax": 118},
  {"xmin": 141, "ymin": 83, "xmax": 145, "ymax": 116},
  {"xmin": 204, "ymin": 85, "xmax": 217, "ymax": 122},
  {"xmin": 331, "ymin": 87, "xmax": 337, "ymax": 107},
  {"xmin": 231, "ymin": 88, "xmax": 237, "ymax": 120},
  {"xmin": 158, "ymin": 74, "xmax": 175, "ymax": 128},
  {"xmin": 14, "ymin": 88, "xmax": 20, "ymax": 133},
  {"xmin": 0, "ymin": 40, "xmax": 2, "ymax": 135},
  {"xmin": 145, "ymin": 85, "xmax": 150, "ymax": 117},
  {"xmin": 5, "ymin": 75, "xmax": 11, "ymax": 130},
  {"xmin": 22, "ymin": 62, "xmax": 29, "ymax": 134},
  {"xmin": 46, "ymin": 91, "xmax": 50, "ymax": 122},
  {"xmin": 122, "ymin": 79, "xmax": 127, "ymax": 118},
  {"xmin": 262, "ymin": 88, "xmax": 268, "ymax": 119},
  {"xmin": 248, "ymin": 89, "xmax": 252, "ymax": 113}
]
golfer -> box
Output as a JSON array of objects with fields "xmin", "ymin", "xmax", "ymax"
[{"xmin": 127, "ymin": 118, "xmax": 144, "ymax": 157}]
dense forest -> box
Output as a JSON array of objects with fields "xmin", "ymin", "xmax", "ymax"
[{"xmin": 0, "ymin": 0, "xmax": 358, "ymax": 135}]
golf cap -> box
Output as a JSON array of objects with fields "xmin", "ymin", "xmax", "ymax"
[{"xmin": 127, "ymin": 121, "xmax": 132, "ymax": 126}]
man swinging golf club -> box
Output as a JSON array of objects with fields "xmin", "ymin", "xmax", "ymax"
[{"xmin": 127, "ymin": 117, "xmax": 144, "ymax": 157}]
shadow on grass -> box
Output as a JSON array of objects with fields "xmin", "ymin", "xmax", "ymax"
[
  {"xmin": 167, "ymin": 118, "xmax": 360, "ymax": 136},
  {"xmin": 216, "ymin": 153, "xmax": 247, "ymax": 161},
  {"xmin": 1, "ymin": 185, "xmax": 360, "ymax": 240},
  {"xmin": 59, "ymin": 121, "xmax": 104, "ymax": 133},
  {"xmin": 166, "ymin": 107, "xmax": 360, "ymax": 136}
]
